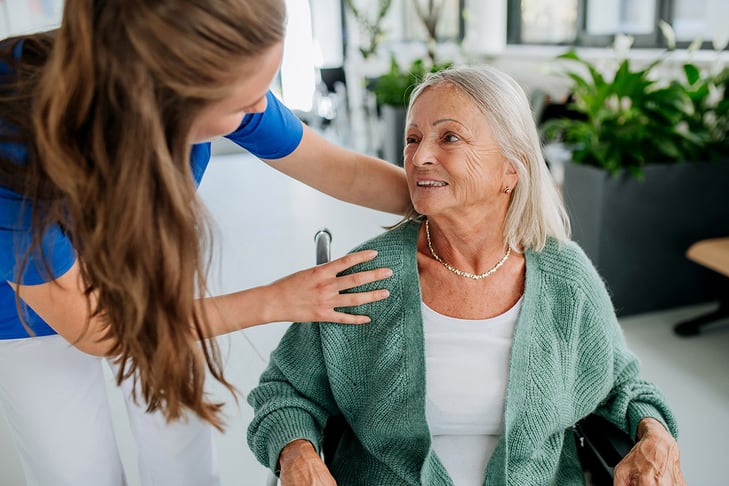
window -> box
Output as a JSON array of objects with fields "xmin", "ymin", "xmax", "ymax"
[
  {"xmin": 401, "ymin": 0, "xmax": 465, "ymax": 43},
  {"xmin": 514, "ymin": 0, "xmax": 578, "ymax": 44},
  {"xmin": 356, "ymin": 0, "xmax": 464, "ymax": 45},
  {"xmin": 508, "ymin": 0, "xmax": 729, "ymax": 49},
  {"xmin": 673, "ymin": 0, "xmax": 729, "ymax": 49}
]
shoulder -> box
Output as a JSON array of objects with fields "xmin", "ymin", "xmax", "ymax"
[
  {"xmin": 344, "ymin": 220, "xmax": 420, "ymax": 273},
  {"xmin": 349, "ymin": 219, "xmax": 420, "ymax": 253},
  {"xmin": 332, "ymin": 221, "xmax": 420, "ymax": 318},
  {"xmin": 0, "ymin": 37, "xmax": 24, "ymax": 75},
  {"xmin": 527, "ymin": 238, "xmax": 600, "ymax": 283},
  {"xmin": 224, "ymin": 91, "xmax": 303, "ymax": 159},
  {"xmin": 189, "ymin": 143, "xmax": 211, "ymax": 184},
  {"xmin": 326, "ymin": 221, "xmax": 420, "ymax": 333},
  {"xmin": 525, "ymin": 238, "xmax": 613, "ymax": 311}
]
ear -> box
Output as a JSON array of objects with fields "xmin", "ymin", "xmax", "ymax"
[{"xmin": 504, "ymin": 160, "xmax": 519, "ymax": 186}]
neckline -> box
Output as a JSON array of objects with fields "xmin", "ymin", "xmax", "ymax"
[{"xmin": 421, "ymin": 295, "xmax": 524, "ymax": 323}]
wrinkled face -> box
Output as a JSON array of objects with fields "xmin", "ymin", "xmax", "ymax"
[
  {"xmin": 404, "ymin": 83, "xmax": 515, "ymax": 220},
  {"xmin": 189, "ymin": 41, "xmax": 284, "ymax": 143}
]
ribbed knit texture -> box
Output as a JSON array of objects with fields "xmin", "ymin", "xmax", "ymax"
[{"xmin": 247, "ymin": 221, "xmax": 678, "ymax": 485}]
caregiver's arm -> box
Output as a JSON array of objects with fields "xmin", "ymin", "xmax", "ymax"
[
  {"xmin": 262, "ymin": 124, "xmax": 411, "ymax": 215},
  {"xmin": 13, "ymin": 249, "xmax": 391, "ymax": 356}
]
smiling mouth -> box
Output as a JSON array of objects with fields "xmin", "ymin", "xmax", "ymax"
[{"xmin": 417, "ymin": 180, "xmax": 448, "ymax": 187}]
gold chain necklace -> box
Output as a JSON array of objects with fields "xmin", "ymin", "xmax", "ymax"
[{"xmin": 425, "ymin": 219, "xmax": 511, "ymax": 280}]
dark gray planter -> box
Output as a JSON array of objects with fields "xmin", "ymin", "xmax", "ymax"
[
  {"xmin": 562, "ymin": 160, "xmax": 729, "ymax": 316},
  {"xmin": 381, "ymin": 104, "xmax": 406, "ymax": 167}
]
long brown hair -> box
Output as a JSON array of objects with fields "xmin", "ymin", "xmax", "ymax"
[{"xmin": 0, "ymin": 0, "xmax": 286, "ymax": 429}]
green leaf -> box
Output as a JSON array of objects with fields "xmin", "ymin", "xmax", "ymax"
[{"xmin": 683, "ymin": 63, "xmax": 701, "ymax": 85}]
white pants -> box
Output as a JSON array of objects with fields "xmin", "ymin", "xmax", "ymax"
[{"xmin": 0, "ymin": 334, "xmax": 220, "ymax": 486}]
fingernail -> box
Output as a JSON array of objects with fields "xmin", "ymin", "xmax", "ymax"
[{"xmin": 384, "ymin": 268, "xmax": 393, "ymax": 277}]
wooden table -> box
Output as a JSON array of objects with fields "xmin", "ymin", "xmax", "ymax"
[{"xmin": 674, "ymin": 237, "xmax": 729, "ymax": 336}]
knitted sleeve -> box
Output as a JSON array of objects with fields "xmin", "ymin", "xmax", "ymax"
[
  {"xmin": 246, "ymin": 321, "xmax": 339, "ymax": 472},
  {"xmin": 593, "ymin": 309, "xmax": 679, "ymax": 440},
  {"xmin": 567, "ymin": 244, "xmax": 679, "ymax": 440}
]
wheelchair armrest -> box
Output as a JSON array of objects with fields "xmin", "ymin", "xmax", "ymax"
[{"xmin": 573, "ymin": 414, "xmax": 635, "ymax": 485}]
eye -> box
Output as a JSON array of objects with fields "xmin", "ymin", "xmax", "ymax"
[
  {"xmin": 442, "ymin": 132, "xmax": 460, "ymax": 143},
  {"xmin": 405, "ymin": 134, "xmax": 420, "ymax": 145}
]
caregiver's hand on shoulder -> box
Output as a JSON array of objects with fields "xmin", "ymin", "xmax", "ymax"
[
  {"xmin": 614, "ymin": 417, "xmax": 686, "ymax": 486},
  {"xmin": 267, "ymin": 250, "xmax": 392, "ymax": 324},
  {"xmin": 279, "ymin": 439, "xmax": 337, "ymax": 486}
]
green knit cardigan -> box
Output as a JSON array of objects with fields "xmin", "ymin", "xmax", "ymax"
[{"xmin": 247, "ymin": 221, "xmax": 677, "ymax": 485}]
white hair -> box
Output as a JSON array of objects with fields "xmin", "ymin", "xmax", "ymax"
[{"xmin": 405, "ymin": 65, "xmax": 570, "ymax": 251}]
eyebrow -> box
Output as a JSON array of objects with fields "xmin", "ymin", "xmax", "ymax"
[{"xmin": 408, "ymin": 118, "xmax": 466, "ymax": 129}]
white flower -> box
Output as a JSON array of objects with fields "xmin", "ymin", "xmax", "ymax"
[
  {"xmin": 688, "ymin": 37, "xmax": 704, "ymax": 53},
  {"xmin": 613, "ymin": 34, "xmax": 634, "ymax": 59},
  {"xmin": 712, "ymin": 31, "xmax": 729, "ymax": 52},
  {"xmin": 606, "ymin": 94, "xmax": 620, "ymax": 111},
  {"xmin": 657, "ymin": 20, "xmax": 676, "ymax": 50},
  {"xmin": 707, "ymin": 83, "xmax": 724, "ymax": 108},
  {"xmin": 620, "ymin": 96, "xmax": 632, "ymax": 111}
]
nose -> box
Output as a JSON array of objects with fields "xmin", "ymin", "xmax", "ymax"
[{"xmin": 408, "ymin": 138, "xmax": 437, "ymax": 168}]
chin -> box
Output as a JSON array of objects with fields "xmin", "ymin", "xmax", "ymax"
[
  {"xmin": 413, "ymin": 208, "xmax": 434, "ymax": 219},
  {"xmin": 411, "ymin": 200, "xmax": 435, "ymax": 216}
]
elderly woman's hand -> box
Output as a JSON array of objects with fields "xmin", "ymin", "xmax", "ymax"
[
  {"xmin": 613, "ymin": 417, "xmax": 686, "ymax": 485},
  {"xmin": 278, "ymin": 439, "xmax": 337, "ymax": 486}
]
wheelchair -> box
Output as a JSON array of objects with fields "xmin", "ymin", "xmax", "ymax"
[{"xmin": 265, "ymin": 229, "xmax": 633, "ymax": 486}]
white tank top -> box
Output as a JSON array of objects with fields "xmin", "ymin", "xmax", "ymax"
[{"xmin": 423, "ymin": 297, "xmax": 522, "ymax": 485}]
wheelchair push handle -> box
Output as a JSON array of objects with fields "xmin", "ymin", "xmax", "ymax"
[{"xmin": 314, "ymin": 228, "xmax": 332, "ymax": 265}]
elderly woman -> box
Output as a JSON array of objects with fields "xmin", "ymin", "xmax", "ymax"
[{"xmin": 247, "ymin": 66, "xmax": 685, "ymax": 485}]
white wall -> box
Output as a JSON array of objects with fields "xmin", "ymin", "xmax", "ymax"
[{"xmin": 0, "ymin": 0, "xmax": 63, "ymax": 37}]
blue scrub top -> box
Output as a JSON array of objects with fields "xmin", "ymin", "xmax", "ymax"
[{"xmin": 0, "ymin": 87, "xmax": 303, "ymax": 339}]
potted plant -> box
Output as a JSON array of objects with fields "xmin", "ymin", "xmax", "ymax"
[
  {"xmin": 542, "ymin": 38, "xmax": 729, "ymax": 316},
  {"xmin": 344, "ymin": 0, "xmax": 393, "ymax": 60}
]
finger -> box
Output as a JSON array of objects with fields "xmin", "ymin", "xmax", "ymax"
[
  {"xmin": 322, "ymin": 290, "xmax": 392, "ymax": 325},
  {"xmin": 335, "ymin": 267, "xmax": 393, "ymax": 291},
  {"xmin": 325, "ymin": 296, "xmax": 398, "ymax": 323},
  {"xmin": 334, "ymin": 288, "xmax": 391, "ymax": 309},
  {"xmin": 327, "ymin": 250, "xmax": 378, "ymax": 273},
  {"xmin": 325, "ymin": 310, "xmax": 371, "ymax": 325},
  {"xmin": 613, "ymin": 465, "xmax": 632, "ymax": 486}
]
